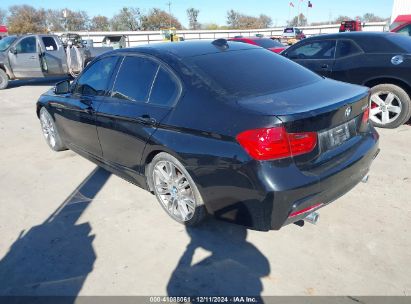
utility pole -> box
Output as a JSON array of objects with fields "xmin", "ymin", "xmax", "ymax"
[{"xmin": 166, "ymin": 1, "xmax": 172, "ymax": 28}]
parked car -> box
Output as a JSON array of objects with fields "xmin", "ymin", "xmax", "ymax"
[
  {"xmin": 281, "ymin": 27, "xmax": 306, "ymax": 45},
  {"xmin": 0, "ymin": 25, "xmax": 7, "ymax": 39},
  {"xmin": 228, "ymin": 36, "xmax": 287, "ymax": 53},
  {"xmin": 339, "ymin": 20, "xmax": 362, "ymax": 32},
  {"xmin": 390, "ymin": 15, "xmax": 411, "ymax": 36},
  {"xmin": 282, "ymin": 32, "xmax": 411, "ymax": 128},
  {"xmin": 0, "ymin": 34, "xmax": 112, "ymax": 90},
  {"xmin": 36, "ymin": 40, "xmax": 379, "ymax": 231}
]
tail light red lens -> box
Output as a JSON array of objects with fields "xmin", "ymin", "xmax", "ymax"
[
  {"xmin": 362, "ymin": 107, "xmax": 370, "ymax": 124},
  {"xmin": 236, "ymin": 126, "xmax": 317, "ymax": 161}
]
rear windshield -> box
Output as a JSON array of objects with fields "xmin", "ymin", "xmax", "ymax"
[
  {"xmin": 385, "ymin": 34, "xmax": 411, "ymax": 53},
  {"xmin": 254, "ymin": 39, "xmax": 284, "ymax": 49},
  {"xmin": 183, "ymin": 48, "xmax": 321, "ymax": 98},
  {"xmin": 284, "ymin": 28, "xmax": 294, "ymax": 33}
]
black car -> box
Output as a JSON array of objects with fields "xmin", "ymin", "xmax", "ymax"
[
  {"xmin": 282, "ymin": 32, "xmax": 411, "ymax": 129},
  {"xmin": 36, "ymin": 40, "xmax": 379, "ymax": 231}
]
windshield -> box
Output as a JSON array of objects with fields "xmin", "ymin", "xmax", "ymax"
[
  {"xmin": 254, "ymin": 39, "xmax": 284, "ymax": 49},
  {"xmin": 183, "ymin": 48, "xmax": 321, "ymax": 98},
  {"xmin": 0, "ymin": 36, "xmax": 17, "ymax": 52}
]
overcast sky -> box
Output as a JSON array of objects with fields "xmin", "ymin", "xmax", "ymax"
[{"xmin": 0, "ymin": 0, "xmax": 394, "ymax": 27}]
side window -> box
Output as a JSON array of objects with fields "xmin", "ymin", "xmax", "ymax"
[
  {"xmin": 336, "ymin": 40, "xmax": 362, "ymax": 58},
  {"xmin": 111, "ymin": 56, "xmax": 159, "ymax": 102},
  {"xmin": 149, "ymin": 67, "xmax": 180, "ymax": 107},
  {"xmin": 42, "ymin": 37, "xmax": 58, "ymax": 51},
  {"xmin": 288, "ymin": 40, "xmax": 336, "ymax": 60},
  {"xmin": 397, "ymin": 24, "xmax": 411, "ymax": 37},
  {"xmin": 74, "ymin": 56, "xmax": 118, "ymax": 96},
  {"xmin": 15, "ymin": 36, "xmax": 37, "ymax": 53}
]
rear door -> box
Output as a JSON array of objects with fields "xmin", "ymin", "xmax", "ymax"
[
  {"xmin": 96, "ymin": 54, "xmax": 181, "ymax": 178},
  {"xmin": 331, "ymin": 39, "xmax": 365, "ymax": 84},
  {"xmin": 286, "ymin": 40, "xmax": 337, "ymax": 77},
  {"xmin": 8, "ymin": 36, "xmax": 43, "ymax": 78},
  {"xmin": 39, "ymin": 36, "xmax": 67, "ymax": 75}
]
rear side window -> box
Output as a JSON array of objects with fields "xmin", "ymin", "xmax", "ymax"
[
  {"xmin": 385, "ymin": 34, "xmax": 411, "ymax": 53},
  {"xmin": 288, "ymin": 40, "xmax": 336, "ymax": 59},
  {"xmin": 112, "ymin": 56, "xmax": 159, "ymax": 102},
  {"xmin": 356, "ymin": 35, "xmax": 404, "ymax": 53},
  {"xmin": 336, "ymin": 40, "xmax": 362, "ymax": 58},
  {"xmin": 149, "ymin": 67, "xmax": 180, "ymax": 106},
  {"xmin": 396, "ymin": 24, "xmax": 411, "ymax": 37},
  {"xmin": 74, "ymin": 56, "xmax": 118, "ymax": 96},
  {"xmin": 42, "ymin": 37, "xmax": 58, "ymax": 51},
  {"xmin": 184, "ymin": 48, "xmax": 321, "ymax": 98}
]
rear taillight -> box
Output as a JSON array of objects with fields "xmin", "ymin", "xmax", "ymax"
[
  {"xmin": 362, "ymin": 107, "xmax": 370, "ymax": 124},
  {"xmin": 236, "ymin": 126, "xmax": 317, "ymax": 161},
  {"xmin": 288, "ymin": 203, "xmax": 323, "ymax": 218}
]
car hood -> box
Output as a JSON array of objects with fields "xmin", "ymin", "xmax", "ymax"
[{"xmin": 236, "ymin": 78, "xmax": 369, "ymax": 117}]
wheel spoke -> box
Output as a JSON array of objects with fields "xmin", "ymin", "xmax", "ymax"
[
  {"xmin": 154, "ymin": 166, "xmax": 170, "ymax": 183},
  {"xmin": 371, "ymin": 94, "xmax": 384, "ymax": 106},
  {"xmin": 370, "ymin": 107, "xmax": 382, "ymax": 116},
  {"xmin": 385, "ymin": 93, "xmax": 395, "ymax": 105},
  {"xmin": 177, "ymin": 202, "xmax": 189, "ymax": 220},
  {"xmin": 180, "ymin": 195, "xmax": 196, "ymax": 211},
  {"xmin": 177, "ymin": 179, "xmax": 190, "ymax": 190},
  {"xmin": 387, "ymin": 105, "xmax": 401, "ymax": 114},
  {"xmin": 381, "ymin": 110, "xmax": 390, "ymax": 123}
]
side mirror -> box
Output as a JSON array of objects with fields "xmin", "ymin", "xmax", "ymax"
[
  {"xmin": 54, "ymin": 80, "xmax": 71, "ymax": 95},
  {"xmin": 9, "ymin": 47, "xmax": 17, "ymax": 55}
]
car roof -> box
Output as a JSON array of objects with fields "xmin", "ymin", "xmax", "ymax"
[
  {"xmin": 303, "ymin": 31, "xmax": 394, "ymax": 41},
  {"xmin": 112, "ymin": 39, "xmax": 259, "ymax": 59}
]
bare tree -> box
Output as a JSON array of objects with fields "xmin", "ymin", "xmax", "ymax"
[
  {"xmin": 90, "ymin": 15, "xmax": 110, "ymax": 31},
  {"xmin": 362, "ymin": 13, "xmax": 388, "ymax": 22},
  {"xmin": 63, "ymin": 9, "xmax": 90, "ymax": 31},
  {"xmin": 227, "ymin": 10, "xmax": 240, "ymax": 29},
  {"xmin": 110, "ymin": 7, "xmax": 141, "ymax": 31},
  {"xmin": 45, "ymin": 9, "xmax": 65, "ymax": 32},
  {"xmin": 0, "ymin": 8, "xmax": 7, "ymax": 25},
  {"xmin": 334, "ymin": 15, "xmax": 352, "ymax": 24},
  {"xmin": 288, "ymin": 13, "xmax": 307, "ymax": 27},
  {"xmin": 187, "ymin": 8, "xmax": 200, "ymax": 30},
  {"xmin": 257, "ymin": 14, "xmax": 272, "ymax": 28},
  {"xmin": 7, "ymin": 5, "xmax": 47, "ymax": 34},
  {"xmin": 141, "ymin": 8, "xmax": 182, "ymax": 30},
  {"xmin": 227, "ymin": 10, "xmax": 273, "ymax": 29}
]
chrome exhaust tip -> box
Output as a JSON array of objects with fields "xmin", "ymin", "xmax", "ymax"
[
  {"xmin": 304, "ymin": 212, "xmax": 320, "ymax": 225},
  {"xmin": 362, "ymin": 174, "xmax": 369, "ymax": 183}
]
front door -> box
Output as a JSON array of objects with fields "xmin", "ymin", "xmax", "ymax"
[
  {"xmin": 8, "ymin": 36, "xmax": 43, "ymax": 78},
  {"xmin": 96, "ymin": 55, "xmax": 181, "ymax": 180},
  {"xmin": 286, "ymin": 40, "xmax": 337, "ymax": 77},
  {"xmin": 52, "ymin": 56, "xmax": 119, "ymax": 157}
]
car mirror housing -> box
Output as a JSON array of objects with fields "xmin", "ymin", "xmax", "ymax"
[
  {"xmin": 54, "ymin": 80, "xmax": 70, "ymax": 95},
  {"xmin": 9, "ymin": 47, "xmax": 17, "ymax": 55}
]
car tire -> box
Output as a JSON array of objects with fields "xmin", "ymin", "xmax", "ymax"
[
  {"xmin": 369, "ymin": 84, "xmax": 411, "ymax": 129},
  {"xmin": 0, "ymin": 69, "xmax": 9, "ymax": 90},
  {"xmin": 39, "ymin": 107, "xmax": 67, "ymax": 151},
  {"xmin": 148, "ymin": 152, "xmax": 207, "ymax": 226}
]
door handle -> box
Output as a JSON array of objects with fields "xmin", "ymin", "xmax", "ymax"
[
  {"xmin": 321, "ymin": 64, "xmax": 329, "ymax": 69},
  {"xmin": 29, "ymin": 56, "xmax": 37, "ymax": 60},
  {"xmin": 138, "ymin": 115, "xmax": 157, "ymax": 126}
]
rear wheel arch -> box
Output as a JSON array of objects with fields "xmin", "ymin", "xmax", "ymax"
[{"xmin": 363, "ymin": 77, "xmax": 411, "ymax": 96}]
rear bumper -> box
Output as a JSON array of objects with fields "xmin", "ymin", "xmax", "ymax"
[{"xmin": 201, "ymin": 129, "xmax": 379, "ymax": 231}]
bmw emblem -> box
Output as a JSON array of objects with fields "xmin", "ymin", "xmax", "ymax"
[{"xmin": 345, "ymin": 106, "xmax": 352, "ymax": 118}]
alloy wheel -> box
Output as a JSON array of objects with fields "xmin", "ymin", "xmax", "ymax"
[
  {"xmin": 152, "ymin": 160, "xmax": 196, "ymax": 222},
  {"xmin": 40, "ymin": 111, "xmax": 56, "ymax": 148},
  {"xmin": 370, "ymin": 91, "xmax": 402, "ymax": 125}
]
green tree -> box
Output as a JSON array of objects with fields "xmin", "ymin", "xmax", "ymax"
[
  {"xmin": 90, "ymin": 15, "xmax": 110, "ymax": 31},
  {"xmin": 7, "ymin": 5, "xmax": 47, "ymax": 34},
  {"xmin": 187, "ymin": 8, "xmax": 200, "ymax": 30},
  {"xmin": 141, "ymin": 8, "xmax": 182, "ymax": 30},
  {"xmin": 110, "ymin": 7, "xmax": 141, "ymax": 31}
]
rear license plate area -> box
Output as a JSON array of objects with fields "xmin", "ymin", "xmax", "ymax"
[{"xmin": 319, "ymin": 119, "xmax": 357, "ymax": 150}]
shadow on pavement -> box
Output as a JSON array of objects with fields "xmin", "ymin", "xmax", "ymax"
[
  {"xmin": 0, "ymin": 167, "xmax": 110, "ymax": 297},
  {"xmin": 167, "ymin": 219, "xmax": 270, "ymax": 299},
  {"xmin": 6, "ymin": 77, "xmax": 70, "ymax": 89}
]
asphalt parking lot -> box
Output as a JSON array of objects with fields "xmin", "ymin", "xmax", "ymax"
[{"xmin": 0, "ymin": 82, "xmax": 410, "ymax": 297}]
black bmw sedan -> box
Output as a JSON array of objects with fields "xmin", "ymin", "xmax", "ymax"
[
  {"xmin": 36, "ymin": 40, "xmax": 379, "ymax": 231},
  {"xmin": 282, "ymin": 32, "xmax": 411, "ymax": 129}
]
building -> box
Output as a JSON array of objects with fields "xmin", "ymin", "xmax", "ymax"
[{"xmin": 392, "ymin": 0, "xmax": 411, "ymax": 23}]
